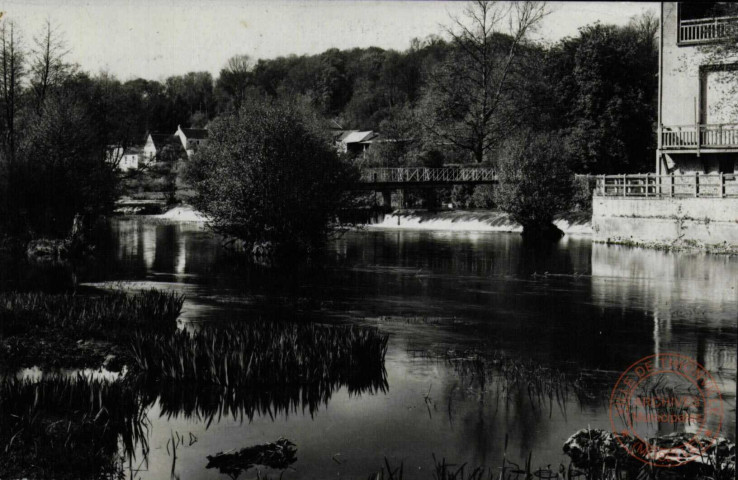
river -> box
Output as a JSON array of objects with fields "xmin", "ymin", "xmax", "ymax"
[{"xmin": 45, "ymin": 219, "xmax": 738, "ymax": 478}]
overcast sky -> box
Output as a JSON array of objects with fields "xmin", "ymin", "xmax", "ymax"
[{"xmin": 2, "ymin": 1, "xmax": 658, "ymax": 81}]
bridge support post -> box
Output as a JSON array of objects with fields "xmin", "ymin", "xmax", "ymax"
[
  {"xmin": 397, "ymin": 189, "xmax": 407, "ymax": 209},
  {"xmin": 380, "ymin": 190, "xmax": 392, "ymax": 209}
]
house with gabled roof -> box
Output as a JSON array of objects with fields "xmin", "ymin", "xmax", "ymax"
[
  {"xmin": 143, "ymin": 133, "xmax": 186, "ymax": 162},
  {"xmin": 336, "ymin": 130, "xmax": 381, "ymax": 155},
  {"xmin": 175, "ymin": 125, "xmax": 209, "ymax": 158}
]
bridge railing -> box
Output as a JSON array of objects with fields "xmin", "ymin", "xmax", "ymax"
[
  {"xmin": 360, "ymin": 167, "xmax": 497, "ymax": 184},
  {"xmin": 595, "ymin": 173, "xmax": 738, "ymax": 198}
]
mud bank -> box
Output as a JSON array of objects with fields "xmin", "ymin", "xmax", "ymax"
[{"xmin": 367, "ymin": 209, "xmax": 593, "ymax": 235}]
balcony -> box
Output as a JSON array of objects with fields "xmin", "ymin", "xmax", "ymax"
[
  {"xmin": 661, "ymin": 124, "xmax": 738, "ymax": 151},
  {"xmin": 678, "ymin": 15, "xmax": 738, "ymax": 45}
]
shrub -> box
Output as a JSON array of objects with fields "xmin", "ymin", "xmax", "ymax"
[
  {"xmin": 494, "ymin": 132, "xmax": 575, "ymax": 238},
  {"xmin": 186, "ymin": 98, "xmax": 359, "ymax": 255}
]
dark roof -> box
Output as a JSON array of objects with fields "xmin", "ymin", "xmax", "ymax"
[
  {"xmin": 181, "ymin": 128, "xmax": 208, "ymax": 140},
  {"xmin": 149, "ymin": 133, "xmax": 176, "ymax": 150}
]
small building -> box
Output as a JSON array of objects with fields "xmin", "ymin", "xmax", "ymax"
[
  {"xmin": 143, "ymin": 133, "xmax": 185, "ymax": 162},
  {"xmin": 175, "ymin": 125, "xmax": 209, "ymax": 158},
  {"xmin": 336, "ymin": 130, "xmax": 380, "ymax": 155},
  {"xmin": 107, "ymin": 145, "xmax": 144, "ymax": 171},
  {"xmin": 118, "ymin": 147, "xmax": 143, "ymax": 171}
]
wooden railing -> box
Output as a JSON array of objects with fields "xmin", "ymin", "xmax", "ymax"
[
  {"xmin": 359, "ymin": 167, "xmax": 497, "ymax": 184},
  {"xmin": 595, "ymin": 173, "xmax": 738, "ymax": 198},
  {"xmin": 661, "ymin": 124, "xmax": 738, "ymax": 150},
  {"xmin": 679, "ymin": 16, "xmax": 738, "ymax": 44}
]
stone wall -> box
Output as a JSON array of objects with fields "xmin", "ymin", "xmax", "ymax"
[{"xmin": 592, "ymin": 197, "xmax": 738, "ymax": 247}]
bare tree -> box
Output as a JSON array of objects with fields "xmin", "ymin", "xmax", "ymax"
[
  {"xmin": 30, "ymin": 18, "xmax": 72, "ymax": 109},
  {"xmin": 421, "ymin": 1, "xmax": 547, "ymax": 163},
  {"xmin": 0, "ymin": 19, "xmax": 25, "ymax": 163}
]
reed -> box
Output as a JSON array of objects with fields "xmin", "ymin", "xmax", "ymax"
[
  {"xmin": 0, "ymin": 375, "xmax": 149, "ymax": 479},
  {"xmin": 0, "ymin": 289, "xmax": 185, "ymax": 368},
  {"xmin": 129, "ymin": 319, "xmax": 389, "ymax": 392},
  {"xmin": 0, "ymin": 289, "xmax": 184, "ymax": 338}
]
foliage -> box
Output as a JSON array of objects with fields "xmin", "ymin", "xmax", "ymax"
[
  {"xmin": 421, "ymin": 1, "xmax": 548, "ymax": 163},
  {"xmin": 0, "ymin": 376, "xmax": 148, "ymax": 480},
  {"xmin": 129, "ymin": 319, "xmax": 389, "ymax": 390},
  {"xmin": 186, "ymin": 98, "xmax": 359, "ymax": 254},
  {"xmin": 9, "ymin": 94, "xmax": 118, "ymax": 235},
  {"xmin": 546, "ymin": 14, "xmax": 658, "ymax": 174},
  {"xmin": 0, "ymin": 289, "xmax": 184, "ymax": 368},
  {"xmin": 494, "ymin": 132, "xmax": 574, "ymax": 236}
]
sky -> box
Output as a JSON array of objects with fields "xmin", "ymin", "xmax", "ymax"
[{"xmin": 2, "ymin": 1, "xmax": 658, "ymax": 81}]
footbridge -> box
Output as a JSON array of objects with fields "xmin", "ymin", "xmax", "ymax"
[{"xmin": 357, "ymin": 167, "xmax": 497, "ymax": 189}]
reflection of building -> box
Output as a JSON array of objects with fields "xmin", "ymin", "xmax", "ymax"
[
  {"xmin": 590, "ymin": 243, "xmax": 738, "ymax": 392},
  {"xmin": 658, "ymin": 2, "xmax": 738, "ymax": 176}
]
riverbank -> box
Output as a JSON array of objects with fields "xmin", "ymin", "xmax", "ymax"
[{"xmin": 368, "ymin": 209, "xmax": 593, "ymax": 235}]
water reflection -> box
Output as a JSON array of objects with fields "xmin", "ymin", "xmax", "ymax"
[{"xmin": 63, "ymin": 220, "xmax": 736, "ymax": 478}]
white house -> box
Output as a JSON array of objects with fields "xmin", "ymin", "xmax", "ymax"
[
  {"xmin": 175, "ymin": 125, "xmax": 209, "ymax": 158},
  {"xmin": 143, "ymin": 133, "xmax": 186, "ymax": 162},
  {"xmin": 107, "ymin": 145, "xmax": 144, "ymax": 172},
  {"xmin": 336, "ymin": 130, "xmax": 380, "ymax": 155},
  {"xmin": 118, "ymin": 147, "xmax": 143, "ymax": 171}
]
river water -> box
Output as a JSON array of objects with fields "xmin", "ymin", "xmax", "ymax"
[{"xmin": 68, "ymin": 219, "xmax": 738, "ymax": 478}]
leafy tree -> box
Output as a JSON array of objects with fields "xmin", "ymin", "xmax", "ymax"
[
  {"xmin": 215, "ymin": 54, "xmax": 253, "ymax": 113},
  {"xmin": 494, "ymin": 132, "xmax": 574, "ymax": 238},
  {"xmin": 186, "ymin": 99, "xmax": 358, "ymax": 255},
  {"xmin": 14, "ymin": 95, "xmax": 117, "ymax": 234},
  {"xmin": 547, "ymin": 14, "xmax": 658, "ymax": 173},
  {"xmin": 421, "ymin": 1, "xmax": 547, "ymax": 163}
]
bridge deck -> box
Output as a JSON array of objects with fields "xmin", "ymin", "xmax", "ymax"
[{"xmin": 357, "ymin": 167, "xmax": 497, "ymax": 189}]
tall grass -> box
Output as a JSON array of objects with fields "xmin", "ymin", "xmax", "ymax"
[
  {"xmin": 130, "ymin": 320, "xmax": 389, "ymax": 391},
  {"xmin": 0, "ymin": 289, "xmax": 185, "ymax": 368},
  {"xmin": 0, "ymin": 289, "xmax": 185, "ymax": 338},
  {"xmin": 0, "ymin": 375, "xmax": 149, "ymax": 480}
]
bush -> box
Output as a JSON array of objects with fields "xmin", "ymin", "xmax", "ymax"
[
  {"xmin": 471, "ymin": 185, "xmax": 496, "ymax": 209},
  {"xmin": 4, "ymin": 96, "xmax": 118, "ymax": 236},
  {"xmin": 494, "ymin": 132, "xmax": 575, "ymax": 238},
  {"xmin": 186, "ymin": 99, "xmax": 358, "ymax": 255},
  {"xmin": 572, "ymin": 175, "xmax": 596, "ymax": 212}
]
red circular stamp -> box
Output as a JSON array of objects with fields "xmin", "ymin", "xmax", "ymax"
[{"xmin": 609, "ymin": 353, "xmax": 724, "ymax": 467}]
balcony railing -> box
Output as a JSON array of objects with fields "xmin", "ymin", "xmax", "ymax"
[
  {"xmin": 595, "ymin": 173, "xmax": 738, "ymax": 198},
  {"xmin": 679, "ymin": 16, "xmax": 738, "ymax": 45},
  {"xmin": 661, "ymin": 124, "xmax": 738, "ymax": 150}
]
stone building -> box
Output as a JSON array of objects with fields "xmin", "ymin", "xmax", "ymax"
[{"xmin": 658, "ymin": 2, "xmax": 738, "ymax": 177}]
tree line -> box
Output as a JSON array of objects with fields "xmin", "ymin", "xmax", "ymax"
[{"xmin": 0, "ymin": 3, "xmax": 658, "ymax": 240}]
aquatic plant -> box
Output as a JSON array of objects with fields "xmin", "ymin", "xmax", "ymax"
[
  {"xmin": 0, "ymin": 289, "xmax": 185, "ymax": 368},
  {"xmin": 0, "ymin": 288, "xmax": 184, "ymax": 337},
  {"xmin": 0, "ymin": 375, "xmax": 149, "ymax": 480},
  {"xmin": 129, "ymin": 319, "xmax": 389, "ymax": 392},
  {"xmin": 206, "ymin": 437, "xmax": 297, "ymax": 479},
  {"xmin": 418, "ymin": 348, "xmax": 614, "ymax": 412}
]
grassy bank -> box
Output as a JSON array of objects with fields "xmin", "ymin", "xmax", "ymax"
[{"xmin": 0, "ymin": 289, "xmax": 184, "ymax": 369}]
